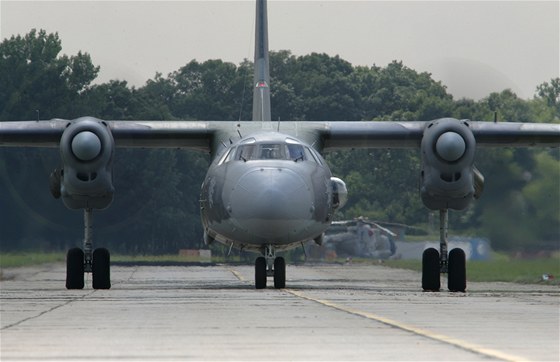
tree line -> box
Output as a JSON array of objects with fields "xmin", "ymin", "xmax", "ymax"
[{"xmin": 1, "ymin": 30, "xmax": 558, "ymax": 253}]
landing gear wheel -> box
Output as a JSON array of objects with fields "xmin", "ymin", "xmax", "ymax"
[
  {"xmin": 422, "ymin": 248, "xmax": 440, "ymax": 292},
  {"xmin": 448, "ymin": 248, "xmax": 466, "ymax": 292},
  {"xmin": 92, "ymin": 248, "xmax": 111, "ymax": 289},
  {"xmin": 66, "ymin": 248, "xmax": 85, "ymax": 290},
  {"xmin": 255, "ymin": 256, "xmax": 267, "ymax": 289},
  {"xmin": 273, "ymin": 257, "xmax": 286, "ymax": 289}
]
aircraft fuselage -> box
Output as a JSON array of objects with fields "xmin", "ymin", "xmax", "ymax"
[{"xmin": 200, "ymin": 131, "xmax": 339, "ymax": 252}]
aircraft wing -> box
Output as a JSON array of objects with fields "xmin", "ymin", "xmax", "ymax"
[
  {"xmin": 317, "ymin": 120, "xmax": 560, "ymax": 150},
  {"xmin": 316, "ymin": 121, "xmax": 425, "ymax": 149},
  {"xmin": 0, "ymin": 120, "xmax": 69, "ymax": 147},
  {"xmin": 468, "ymin": 121, "xmax": 560, "ymax": 147},
  {"xmin": 109, "ymin": 121, "xmax": 213, "ymax": 150},
  {"xmin": 1, "ymin": 119, "xmax": 559, "ymax": 151},
  {"xmin": 0, "ymin": 119, "xmax": 214, "ymax": 151}
]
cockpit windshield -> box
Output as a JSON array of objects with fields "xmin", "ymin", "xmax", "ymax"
[
  {"xmin": 233, "ymin": 143, "xmax": 307, "ymax": 162},
  {"xmin": 259, "ymin": 144, "xmax": 285, "ymax": 159},
  {"xmin": 235, "ymin": 144, "xmax": 257, "ymax": 161}
]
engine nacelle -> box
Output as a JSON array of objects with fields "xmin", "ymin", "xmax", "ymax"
[
  {"xmin": 420, "ymin": 118, "xmax": 482, "ymax": 211},
  {"xmin": 331, "ymin": 177, "xmax": 348, "ymax": 210},
  {"xmin": 57, "ymin": 117, "xmax": 115, "ymax": 210}
]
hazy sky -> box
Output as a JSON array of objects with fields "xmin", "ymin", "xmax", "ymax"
[{"xmin": 1, "ymin": 1, "xmax": 558, "ymax": 100}]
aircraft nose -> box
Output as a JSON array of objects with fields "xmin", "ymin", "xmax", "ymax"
[{"xmin": 229, "ymin": 167, "xmax": 313, "ymax": 240}]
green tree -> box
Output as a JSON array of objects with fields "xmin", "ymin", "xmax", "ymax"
[
  {"xmin": 83, "ymin": 80, "xmax": 136, "ymax": 120},
  {"xmin": 95, "ymin": 149, "xmax": 207, "ymax": 254},
  {"xmin": 327, "ymin": 148, "xmax": 423, "ymax": 224},
  {"xmin": 0, "ymin": 29, "xmax": 98, "ymax": 120},
  {"xmin": 134, "ymin": 73, "xmax": 175, "ymax": 120},
  {"xmin": 522, "ymin": 151, "xmax": 560, "ymax": 247},
  {"xmin": 536, "ymin": 78, "xmax": 560, "ymax": 115},
  {"xmin": 169, "ymin": 59, "xmax": 251, "ymax": 121}
]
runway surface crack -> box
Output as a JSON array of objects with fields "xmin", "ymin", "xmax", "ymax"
[{"xmin": 1, "ymin": 290, "xmax": 96, "ymax": 331}]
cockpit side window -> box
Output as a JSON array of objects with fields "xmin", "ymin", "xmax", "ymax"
[
  {"xmin": 224, "ymin": 147, "xmax": 236, "ymax": 163},
  {"xmin": 304, "ymin": 147, "xmax": 317, "ymax": 163},
  {"xmin": 287, "ymin": 144, "xmax": 306, "ymax": 162},
  {"xmin": 309, "ymin": 148, "xmax": 324, "ymax": 165},
  {"xmin": 218, "ymin": 147, "xmax": 234, "ymax": 165}
]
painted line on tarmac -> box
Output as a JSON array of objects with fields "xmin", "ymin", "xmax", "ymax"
[
  {"xmin": 285, "ymin": 289, "xmax": 529, "ymax": 362},
  {"xmin": 228, "ymin": 268, "xmax": 246, "ymax": 282}
]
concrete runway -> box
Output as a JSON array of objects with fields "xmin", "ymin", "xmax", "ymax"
[{"xmin": 1, "ymin": 263, "xmax": 558, "ymax": 361}]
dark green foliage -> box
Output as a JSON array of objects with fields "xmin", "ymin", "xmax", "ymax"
[
  {"xmin": 537, "ymin": 78, "xmax": 560, "ymax": 114},
  {"xmin": 0, "ymin": 29, "xmax": 99, "ymax": 120},
  {"xmin": 1, "ymin": 30, "xmax": 558, "ymax": 253}
]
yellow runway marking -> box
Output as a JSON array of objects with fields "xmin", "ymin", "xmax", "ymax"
[
  {"xmin": 286, "ymin": 289, "xmax": 529, "ymax": 362},
  {"xmin": 228, "ymin": 268, "xmax": 246, "ymax": 282}
]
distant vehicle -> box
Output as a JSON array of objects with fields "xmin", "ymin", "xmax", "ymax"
[{"xmin": 322, "ymin": 218, "xmax": 398, "ymax": 259}]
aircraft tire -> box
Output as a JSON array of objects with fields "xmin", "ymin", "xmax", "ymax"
[
  {"xmin": 66, "ymin": 248, "xmax": 85, "ymax": 290},
  {"xmin": 92, "ymin": 248, "xmax": 111, "ymax": 290},
  {"xmin": 422, "ymin": 247, "xmax": 440, "ymax": 291},
  {"xmin": 255, "ymin": 257, "xmax": 267, "ymax": 289},
  {"xmin": 448, "ymin": 248, "xmax": 466, "ymax": 292},
  {"xmin": 273, "ymin": 257, "xmax": 286, "ymax": 289}
]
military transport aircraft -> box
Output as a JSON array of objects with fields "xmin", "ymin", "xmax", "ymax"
[{"xmin": 1, "ymin": 0, "xmax": 559, "ymax": 292}]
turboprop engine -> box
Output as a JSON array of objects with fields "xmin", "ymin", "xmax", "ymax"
[
  {"xmin": 420, "ymin": 118, "xmax": 484, "ymax": 210},
  {"xmin": 50, "ymin": 117, "xmax": 115, "ymax": 210}
]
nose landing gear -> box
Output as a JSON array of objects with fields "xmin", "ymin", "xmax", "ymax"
[
  {"xmin": 255, "ymin": 244, "xmax": 286, "ymax": 289},
  {"xmin": 66, "ymin": 208, "xmax": 111, "ymax": 290}
]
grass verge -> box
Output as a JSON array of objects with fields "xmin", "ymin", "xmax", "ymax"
[
  {"xmin": 0, "ymin": 252, "xmax": 66, "ymax": 268},
  {"xmin": 384, "ymin": 255, "xmax": 560, "ymax": 285}
]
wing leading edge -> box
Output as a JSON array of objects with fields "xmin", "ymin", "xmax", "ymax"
[{"xmin": 1, "ymin": 118, "xmax": 559, "ymax": 151}]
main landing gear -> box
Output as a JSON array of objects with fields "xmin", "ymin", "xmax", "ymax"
[
  {"xmin": 255, "ymin": 244, "xmax": 286, "ymax": 289},
  {"xmin": 66, "ymin": 208, "xmax": 111, "ymax": 290},
  {"xmin": 422, "ymin": 209, "xmax": 466, "ymax": 292}
]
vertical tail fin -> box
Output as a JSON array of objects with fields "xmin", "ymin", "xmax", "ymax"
[{"xmin": 252, "ymin": 0, "xmax": 272, "ymax": 122}]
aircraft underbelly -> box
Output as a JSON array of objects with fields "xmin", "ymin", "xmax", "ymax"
[{"xmin": 208, "ymin": 219, "xmax": 328, "ymax": 252}]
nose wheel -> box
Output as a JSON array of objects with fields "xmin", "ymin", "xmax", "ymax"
[{"xmin": 254, "ymin": 245, "xmax": 286, "ymax": 289}]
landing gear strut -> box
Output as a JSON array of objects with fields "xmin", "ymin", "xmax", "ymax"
[
  {"xmin": 66, "ymin": 208, "xmax": 111, "ymax": 289},
  {"xmin": 254, "ymin": 244, "xmax": 286, "ymax": 289},
  {"xmin": 422, "ymin": 209, "xmax": 466, "ymax": 292}
]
